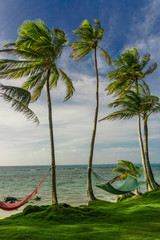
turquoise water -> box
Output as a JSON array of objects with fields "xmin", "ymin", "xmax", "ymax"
[{"xmin": 0, "ymin": 164, "xmax": 160, "ymax": 218}]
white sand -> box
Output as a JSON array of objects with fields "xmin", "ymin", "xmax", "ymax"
[{"xmin": 0, "ymin": 207, "xmax": 25, "ymax": 219}]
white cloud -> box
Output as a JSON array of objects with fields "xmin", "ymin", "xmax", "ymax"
[{"xmin": 123, "ymin": 0, "xmax": 160, "ymax": 61}]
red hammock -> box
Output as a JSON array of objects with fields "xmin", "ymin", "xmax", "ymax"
[{"xmin": 0, "ymin": 168, "xmax": 51, "ymax": 211}]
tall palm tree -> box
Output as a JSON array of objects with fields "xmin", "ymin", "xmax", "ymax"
[
  {"xmin": 0, "ymin": 83, "xmax": 39, "ymax": 124},
  {"xmin": 100, "ymin": 84, "xmax": 160, "ymax": 190},
  {"xmin": 105, "ymin": 47, "xmax": 157, "ymax": 190},
  {"xmin": 70, "ymin": 19, "xmax": 111, "ymax": 201},
  {"xmin": 0, "ymin": 19, "xmax": 74, "ymax": 204}
]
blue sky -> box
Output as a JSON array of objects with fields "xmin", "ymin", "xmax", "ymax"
[{"xmin": 0, "ymin": 0, "xmax": 160, "ymax": 166}]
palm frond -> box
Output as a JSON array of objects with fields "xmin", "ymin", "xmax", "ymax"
[
  {"xmin": 70, "ymin": 46, "xmax": 92, "ymax": 61},
  {"xmin": 0, "ymin": 64, "xmax": 42, "ymax": 80},
  {"xmin": 141, "ymin": 81, "xmax": 150, "ymax": 95},
  {"xmin": 0, "ymin": 84, "xmax": 39, "ymax": 124},
  {"xmin": 140, "ymin": 53, "xmax": 150, "ymax": 70},
  {"xmin": 16, "ymin": 19, "xmax": 52, "ymax": 48},
  {"xmin": 70, "ymin": 41, "xmax": 91, "ymax": 51},
  {"xmin": 99, "ymin": 110, "xmax": 136, "ymax": 121},
  {"xmin": 94, "ymin": 19, "xmax": 104, "ymax": 40},
  {"xmin": 3, "ymin": 42, "xmax": 16, "ymax": 48},
  {"xmin": 0, "ymin": 59, "xmax": 37, "ymax": 71},
  {"xmin": 49, "ymin": 69, "xmax": 59, "ymax": 90},
  {"xmin": 30, "ymin": 76, "xmax": 47, "ymax": 102},
  {"xmin": 0, "ymin": 84, "xmax": 31, "ymax": 105},
  {"xmin": 22, "ymin": 71, "xmax": 44, "ymax": 90},
  {"xmin": 143, "ymin": 62, "xmax": 157, "ymax": 75},
  {"xmin": 100, "ymin": 47, "xmax": 112, "ymax": 65},
  {"xmin": 0, "ymin": 48, "xmax": 44, "ymax": 60},
  {"xmin": 53, "ymin": 28, "xmax": 68, "ymax": 46},
  {"xmin": 58, "ymin": 68, "xmax": 75, "ymax": 101},
  {"xmin": 111, "ymin": 167, "xmax": 129, "ymax": 175},
  {"xmin": 81, "ymin": 19, "xmax": 93, "ymax": 29},
  {"xmin": 106, "ymin": 79, "xmax": 133, "ymax": 96}
]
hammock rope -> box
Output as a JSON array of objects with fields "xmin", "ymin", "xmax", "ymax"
[
  {"xmin": 0, "ymin": 168, "xmax": 51, "ymax": 211},
  {"xmin": 91, "ymin": 168, "xmax": 106, "ymax": 183},
  {"xmin": 91, "ymin": 168, "xmax": 145, "ymax": 195}
]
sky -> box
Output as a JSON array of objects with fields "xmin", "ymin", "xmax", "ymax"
[{"xmin": 0, "ymin": 0, "xmax": 160, "ymax": 166}]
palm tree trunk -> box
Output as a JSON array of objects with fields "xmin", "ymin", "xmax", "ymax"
[
  {"xmin": 144, "ymin": 119, "xmax": 159, "ymax": 190},
  {"xmin": 137, "ymin": 115, "xmax": 150, "ymax": 191},
  {"xmin": 87, "ymin": 46, "xmax": 99, "ymax": 201},
  {"xmin": 135, "ymin": 80, "xmax": 152, "ymax": 190},
  {"xmin": 46, "ymin": 70, "xmax": 58, "ymax": 204}
]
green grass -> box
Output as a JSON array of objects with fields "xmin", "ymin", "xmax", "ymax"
[{"xmin": 1, "ymin": 190, "xmax": 160, "ymax": 239}]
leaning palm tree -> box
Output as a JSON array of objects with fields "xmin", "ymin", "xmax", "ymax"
[
  {"xmin": 0, "ymin": 19, "xmax": 74, "ymax": 204},
  {"xmin": 70, "ymin": 19, "xmax": 111, "ymax": 201},
  {"xmin": 111, "ymin": 160, "xmax": 142, "ymax": 195},
  {"xmin": 100, "ymin": 84, "xmax": 160, "ymax": 190},
  {"xmin": 0, "ymin": 83, "xmax": 39, "ymax": 124},
  {"xmin": 105, "ymin": 47, "xmax": 157, "ymax": 190},
  {"xmin": 111, "ymin": 160, "xmax": 142, "ymax": 183}
]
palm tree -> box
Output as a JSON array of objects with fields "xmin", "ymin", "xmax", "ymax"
[
  {"xmin": 0, "ymin": 83, "xmax": 39, "ymax": 124},
  {"xmin": 70, "ymin": 19, "xmax": 111, "ymax": 201},
  {"xmin": 111, "ymin": 160, "xmax": 142, "ymax": 195},
  {"xmin": 111, "ymin": 160, "xmax": 142, "ymax": 182},
  {"xmin": 0, "ymin": 19, "xmax": 74, "ymax": 204},
  {"xmin": 100, "ymin": 84, "xmax": 160, "ymax": 190},
  {"xmin": 105, "ymin": 47, "xmax": 157, "ymax": 190}
]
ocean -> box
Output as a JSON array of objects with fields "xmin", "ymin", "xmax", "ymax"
[{"xmin": 0, "ymin": 164, "xmax": 160, "ymax": 218}]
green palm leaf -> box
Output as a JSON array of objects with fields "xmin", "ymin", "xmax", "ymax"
[
  {"xmin": 49, "ymin": 69, "xmax": 59, "ymax": 90},
  {"xmin": 58, "ymin": 69, "xmax": 75, "ymax": 101},
  {"xmin": 0, "ymin": 84, "xmax": 39, "ymax": 124},
  {"xmin": 100, "ymin": 47, "xmax": 112, "ymax": 65}
]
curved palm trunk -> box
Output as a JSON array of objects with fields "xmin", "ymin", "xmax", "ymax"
[
  {"xmin": 138, "ymin": 115, "xmax": 150, "ymax": 191},
  {"xmin": 46, "ymin": 70, "xmax": 58, "ymax": 204},
  {"xmin": 87, "ymin": 46, "xmax": 99, "ymax": 201},
  {"xmin": 144, "ymin": 119, "xmax": 159, "ymax": 190}
]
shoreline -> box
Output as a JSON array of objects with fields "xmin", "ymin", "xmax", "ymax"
[{"xmin": 0, "ymin": 197, "xmax": 115, "ymax": 219}]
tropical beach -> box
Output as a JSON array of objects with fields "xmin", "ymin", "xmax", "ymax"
[
  {"xmin": 0, "ymin": 164, "xmax": 160, "ymax": 217},
  {"xmin": 0, "ymin": 0, "xmax": 160, "ymax": 239},
  {"xmin": 1, "ymin": 165, "xmax": 160, "ymax": 239},
  {"xmin": 0, "ymin": 164, "xmax": 121, "ymax": 218}
]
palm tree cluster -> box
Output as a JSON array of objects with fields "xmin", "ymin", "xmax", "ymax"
[
  {"xmin": 100, "ymin": 48, "xmax": 160, "ymax": 191},
  {"xmin": 0, "ymin": 19, "xmax": 159, "ymax": 204}
]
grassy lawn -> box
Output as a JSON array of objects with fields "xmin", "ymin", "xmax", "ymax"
[{"xmin": 1, "ymin": 190, "xmax": 160, "ymax": 240}]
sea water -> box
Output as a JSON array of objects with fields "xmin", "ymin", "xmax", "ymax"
[{"xmin": 0, "ymin": 164, "xmax": 160, "ymax": 218}]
